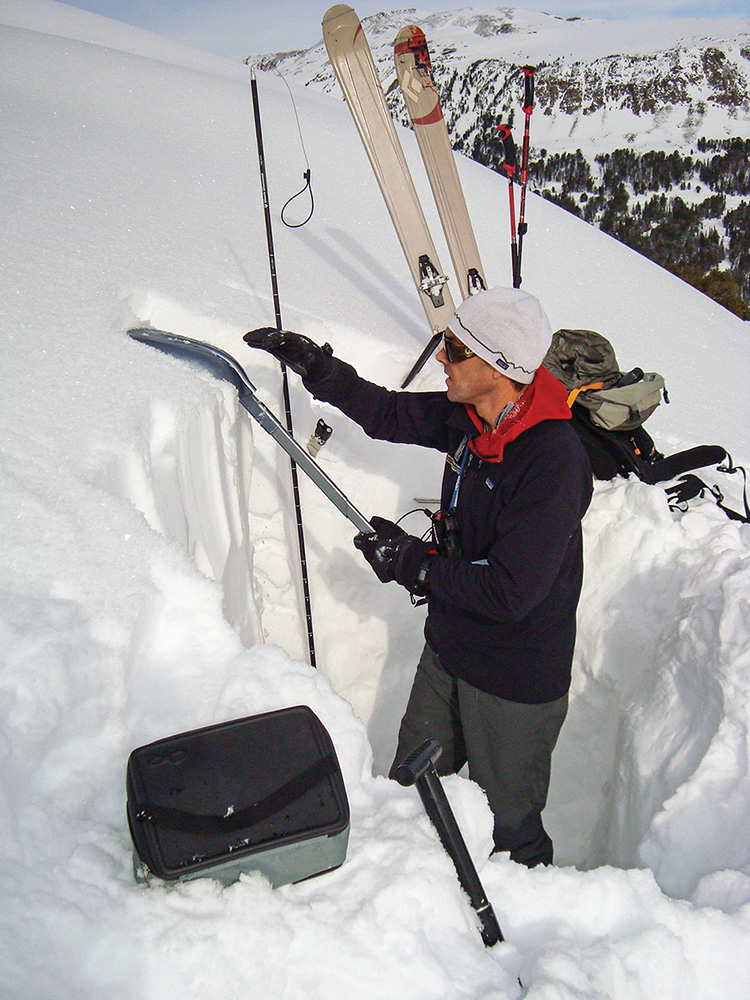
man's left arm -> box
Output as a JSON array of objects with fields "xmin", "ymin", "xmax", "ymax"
[{"xmin": 357, "ymin": 442, "xmax": 591, "ymax": 611}]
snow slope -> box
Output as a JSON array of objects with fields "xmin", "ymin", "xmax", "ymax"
[{"xmin": 2, "ymin": 2, "xmax": 750, "ymax": 998}]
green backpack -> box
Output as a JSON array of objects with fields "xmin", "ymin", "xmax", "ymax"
[
  {"xmin": 543, "ymin": 328, "xmax": 668, "ymax": 433},
  {"xmin": 543, "ymin": 328, "xmax": 748, "ymax": 523}
]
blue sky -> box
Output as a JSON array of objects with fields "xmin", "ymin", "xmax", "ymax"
[{"xmin": 59, "ymin": 1, "xmax": 750, "ymax": 59}]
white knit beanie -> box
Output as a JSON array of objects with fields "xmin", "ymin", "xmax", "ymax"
[{"xmin": 448, "ymin": 286, "xmax": 552, "ymax": 384}]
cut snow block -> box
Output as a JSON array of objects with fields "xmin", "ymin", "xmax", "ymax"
[{"xmin": 127, "ymin": 706, "xmax": 350, "ymax": 887}]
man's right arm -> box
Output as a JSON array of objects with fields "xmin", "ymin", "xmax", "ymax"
[{"xmin": 244, "ymin": 327, "xmax": 451, "ymax": 451}]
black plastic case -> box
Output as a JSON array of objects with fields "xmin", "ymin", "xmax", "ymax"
[{"xmin": 127, "ymin": 705, "xmax": 349, "ymax": 886}]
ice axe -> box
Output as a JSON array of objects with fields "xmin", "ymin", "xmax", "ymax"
[{"xmin": 394, "ymin": 739, "xmax": 503, "ymax": 947}]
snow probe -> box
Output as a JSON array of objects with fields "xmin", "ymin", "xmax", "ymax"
[
  {"xmin": 394, "ymin": 739, "xmax": 503, "ymax": 947},
  {"xmin": 516, "ymin": 66, "xmax": 535, "ymax": 283},
  {"xmin": 251, "ymin": 69, "xmax": 318, "ymax": 668},
  {"xmin": 127, "ymin": 327, "xmax": 373, "ymax": 536}
]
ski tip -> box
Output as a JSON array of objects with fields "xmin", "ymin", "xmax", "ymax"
[
  {"xmin": 322, "ymin": 4, "xmax": 363, "ymax": 50},
  {"xmin": 394, "ymin": 24, "xmax": 425, "ymax": 49},
  {"xmin": 322, "ymin": 4, "xmax": 356, "ymax": 28}
]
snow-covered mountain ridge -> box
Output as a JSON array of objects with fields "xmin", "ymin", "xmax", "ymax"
[
  {"xmin": 251, "ymin": 6, "xmax": 750, "ymax": 154},
  {"xmin": 251, "ymin": 6, "xmax": 750, "ymax": 315}
]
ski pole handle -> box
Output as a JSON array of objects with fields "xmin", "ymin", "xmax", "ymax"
[
  {"xmin": 497, "ymin": 124, "xmax": 520, "ymax": 285},
  {"xmin": 497, "ymin": 123, "xmax": 516, "ymax": 176},
  {"xmin": 523, "ymin": 65, "xmax": 535, "ymax": 114}
]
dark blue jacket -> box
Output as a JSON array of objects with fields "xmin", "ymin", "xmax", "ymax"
[{"xmin": 305, "ymin": 358, "xmax": 592, "ymax": 703}]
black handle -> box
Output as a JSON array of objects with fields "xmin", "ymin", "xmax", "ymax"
[
  {"xmin": 523, "ymin": 66, "xmax": 535, "ymax": 111},
  {"xmin": 497, "ymin": 123, "xmax": 516, "ymax": 171},
  {"xmin": 613, "ymin": 367, "xmax": 644, "ymax": 388},
  {"xmin": 394, "ymin": 740, "xmax": 504, "ymax": 947},
  {"xmin": 393, "ymin": 738, "xmax": 442, "ymax": 785}
]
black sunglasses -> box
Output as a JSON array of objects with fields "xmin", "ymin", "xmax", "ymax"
[{"xmin": 441, "ymin": 334, "xmax": 476, "ymax": 363}]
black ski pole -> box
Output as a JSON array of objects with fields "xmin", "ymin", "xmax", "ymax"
[
  {"xmin": 517, "ymin": 66, "xmax": 535, "ymax": 283},
  {"xmin": 497, "ymin": 123, "xmax": 520, "ymax": 288},
  {"xmin": 394, "ymin": 739, "xmax": 504, "ymax": 947},
  {"xmin": 251, "ymin": 69, "xmax": 318, "ymax": 669}
]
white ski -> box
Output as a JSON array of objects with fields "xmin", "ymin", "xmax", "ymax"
[
  {"xmin": 394, "ymin": 24, "xmax": 486, "ymax": 300},
  {"xmin": 322, "ymin": 4, "xmax": 455, "ymax": 362}
]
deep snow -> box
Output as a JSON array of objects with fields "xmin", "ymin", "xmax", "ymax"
[{"xmin": 1, "ymin": 2, "xmax": 750, "ymax": 998}]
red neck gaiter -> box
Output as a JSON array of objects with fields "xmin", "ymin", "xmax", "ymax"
[{"xmin": 465, "ymin": 365, "xmax": 571, "ymax": 463}]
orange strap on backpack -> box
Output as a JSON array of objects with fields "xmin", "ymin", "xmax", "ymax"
[{"xmin": 566, "ymin": 381, "xmax": 606, "ymax": 407}]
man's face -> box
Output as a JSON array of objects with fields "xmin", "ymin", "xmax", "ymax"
[{"xmin": 436, "ymin": 331, "xmax": 499, "ymax": 408}]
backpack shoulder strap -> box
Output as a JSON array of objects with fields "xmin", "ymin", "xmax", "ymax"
[
  {"xmin": 566, "ymin": 381, "xmax": 606, "ymax": 407},
  {"xmin": 664, "ymin": 453, "xmax": 750, "ymax": 523},
  {"xmin": 717, "ymin": 455, "xmax": 750, "ymax": 523}
]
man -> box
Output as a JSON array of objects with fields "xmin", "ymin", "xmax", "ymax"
[{"xmin": 244, "ymin": 286, "xmax": 592, "ymax": 867}]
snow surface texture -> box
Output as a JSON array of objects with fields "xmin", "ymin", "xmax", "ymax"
[{"xmin": 1, "ymin": 2, "xmax": 750, "ymax": 998}]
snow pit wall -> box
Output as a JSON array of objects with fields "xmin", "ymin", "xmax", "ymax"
[
  {"xmin": 99, "ymin": 380, "xmax": 260, "ymax": 648},
  {"xmin": 553, "ymin": 479, "xmax": 750, "ymax": 898}
]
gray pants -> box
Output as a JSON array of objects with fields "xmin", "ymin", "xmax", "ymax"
[{"xmin": 390, "ymin": 644, "xmax": 568, "ymax": 867}]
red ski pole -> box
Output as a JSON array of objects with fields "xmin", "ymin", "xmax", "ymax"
[
  {"xmin": 497, "ymin": 123, "xmax": 520, "ymax": 288},
  {"xmin": 517, "ymin": 66, "xmax": 535, "ymax": 283}
]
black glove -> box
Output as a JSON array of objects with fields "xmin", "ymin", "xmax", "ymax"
[
  {"xmin": 243, "ymin": 327, "xmax": 334, "ymax": 380},
  {"xmin": 354, "ymin": 516, "xmax": 435, "ymax": 596}
]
